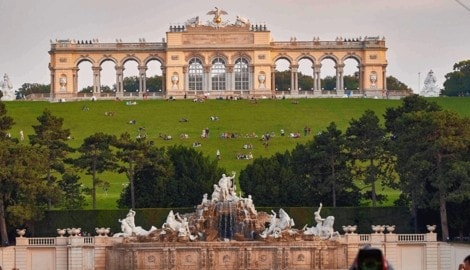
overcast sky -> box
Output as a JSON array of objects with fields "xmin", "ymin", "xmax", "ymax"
[{"xmin": 1, "ymin": 0, "xmax": 469, "ymax": 92}]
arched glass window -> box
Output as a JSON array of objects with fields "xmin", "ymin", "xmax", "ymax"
[
  {"xmin": 188, "ymin": 58, "xmax": 203, "ymax": 91},
  {"xmin": 234, "ymin": 58, "xmax": 250, "ymax": 90},
  {"xmin": 211, "ymin": 57, "xmax": 226, "ymax": 91}
]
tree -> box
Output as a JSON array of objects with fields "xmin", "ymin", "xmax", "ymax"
[
  {"xmin": 113, "ymin": 132, "xmax": 152, "ymax": 209},
  {"xmin": 399, "ymin": 110, "xmax": 470, "ymax": 240},
  {"xmin": 29, "ymin": 109, "xmax": 73, "ymax": 209},
  {"xmin": 16, "ymin": 83, "xmax": 50, "ymax": 98},
  {"xmin": 346, "ymin": 110, "xmax": 396, "ymax": 206},
  {"xmin": 123, "ymin": 76, "xmax": 139, "ymax": 92},
  {"xmin": 387, "ymin": 76, "xmax": 412, "ymax": 92},
  {"xmin": 239, "ymin": 152, "xmax": 300, "ymax": 206},
  {"xmin": 73, "ymin": 133, "xmax": 117, "ymax": 209},
  {"xmin": 443, "ymin": 60, "xmax": 470, "ymax": 96},
  {"xmin": 146, "ymin": 75, "xmax": 163, "ymax": 92},
  {"xmin": 295, "ymin": 122, "xmax": 359, "ymax": 207},
  {"xmin": 384, "ymin": 95, "xmax": 442, "ymax": 231},
  {"xmin": 165, "ymin": 145, "xmax": 225, "ymax": 207},
  {"xmin": 57, "ymin": 173, "xmax": 86, "ymax": 209},
  {"xmin": 117, "ymin": 145, "xmax": 174, "ymax": 208},
  {"xmin": 0, "ymin": 141, "xmax": 52, "ymax": 245}
]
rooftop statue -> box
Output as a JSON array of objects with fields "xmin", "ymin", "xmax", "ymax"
[
  {"xmin": 420, "ymin": 70, "xmax": 440, "ymax": 97},
  {"xmin": 0, "ymin": 73, "xmax": 15, "ymax": 101},
  {"xmin": 207, "ymin": 6, "xmax": 227, "ymax": 24}
]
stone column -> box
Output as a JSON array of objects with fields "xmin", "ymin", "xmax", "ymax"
[
  {"xmin": 359, "ymin": 65, "xmax": 365, "ymax": 93},
  {"xmin": 290, "ymin": 64, "xmax": 299, "ymax": 95},
  {"xmin": 425, "ymin": 232, "xmax": 439, "ymax": 270},
  {"xmin": 382, "ymin": 66, "xmax": 387, "ymax": 90},
  {"xmin": 138, "ymin": 66, "xmax": 147, "ymax": 93},
  {"xmin": 313, "ymin": 63, "xmax": 322, "ymax": 95},
  {"xmin": 183, "ymin": 65, "xmax": 189, "ymax": 94},
  {"xmin": 226, "ymin": 65, "xmax": 234, "ymax": 91},
  {"xmin": 72, "ymin": 68, "xmax": 78, "ymax": 94},
  {"xmin": 271, "ymin": 66, "xmax": 276, "ymax": 93},
  {"xmin": 115, "ymin": 65, "xmax": 124, "ymax": 94},
  {"xmin": 345, "ymin": 233, "xmax": 360, "ymax": 267},
  {"xmin": 92, "ymin": 66, "xmax": 101, "ymax": 94},
  {"xmin": 204, "ymin": 65, "xmax": 211, "ymax": 92},
  {"xmin": 384, "ymin": 231, "xmax": 398, "ymax": 269},
  {"xmin": 335, "ymin": 64, "xmax": 345, "ymax": 95}
]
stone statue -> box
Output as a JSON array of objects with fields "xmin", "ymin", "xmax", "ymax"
[
  {"xmin": 185, "ymin": 16, "xmax": 200, "ymax": 27},
  {"xmin": 369, "ymin": 72, "xmax": 377, "ymax": 89},
  {"xmin": 217, "ymin": 172, "xmax": 236, "ymax": 201},
  {"xmin": 113, "ymin": 209, "xmax": 156, "ymax": 237},
  {"xmin": 235, "ymin": 15, "xmax": 250, "ymax": 27},
  {"xmin": 420, "ymin": 70, "xmax": 440, "ymax": 97},
  {"xmin": 0, "ymin": 73, "xmax": 15, "ymax": 101},
  {"xmin": 304, "ymin": 203, "xmax": 340, "ymax": 239},
  {"xmin": 207, "ymin": 7, "xmax": 227, "ymax": 24},
  {"xmin": 59, "ymin": 76, "xmax": 67, "ymax": 92},
  {"xmin": 260, "ymin": 208, "xmax": 294, "ymax": 238}
]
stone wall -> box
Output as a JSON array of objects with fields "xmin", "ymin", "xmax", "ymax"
[{"xmin": 1, "ymin": 232, "xmax": 470, "ymax": 270}]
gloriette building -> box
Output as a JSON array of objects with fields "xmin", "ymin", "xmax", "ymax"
[{"xmin": 48, "ymin": 8, "xmax": 388, "ymax": 100}]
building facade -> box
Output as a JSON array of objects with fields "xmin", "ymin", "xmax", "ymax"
[{"xmin": 48, "ymin": 9, "xmax": 388, "ymax": 101}]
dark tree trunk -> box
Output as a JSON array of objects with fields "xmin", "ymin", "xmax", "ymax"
[{"xmin": 0, "ymin": 196, "xmax": 9, "ymax": 246}]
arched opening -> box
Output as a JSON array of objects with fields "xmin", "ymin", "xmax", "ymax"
[
  {"xmin": 298, "ymin": 58, "xmax": 314, "ymax": 92},
  {"xmin": 274, "ymin": 58, "xmax": 291, "ymax": 92},
  {"xmin": 100, "ymin": 60, "xmax": 117, "ymax": 93},
  {"xmin": 123, "ymin": 59, "xmax": 139, "ymax": 96},
  {"xmin": 320, "ymin": 58, "xmax": 337, "ymax": 92},
  {"xmin": 234, "ymin": 58, "xmax": 250, "ymax": 90},
  {"xmin": 77, "ymin": 60, "xmax": 93, "ymax": 93},
  {"xmin": 188, "ymin": 58, "xmax": 204, "ymax": 91},
  {"xmin": 211, "ymin": 57, "xmax": 226, "ymax": 91},
  {"xmin": 343, "ymin": 57, "xmax": 360, "ymax": 95},
  {"xmin": 146, "ymin": 60, "xmax": 163, "ymax": 94}
]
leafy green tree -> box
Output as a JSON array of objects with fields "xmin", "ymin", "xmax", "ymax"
[
  {"xmin": 0, "ymin": 142, "xmax": 53, "ymax": 245},
  {"xmin": 117, "ymin": 146, "xmax": 174, "ymax": 208},
  {"xmin": 123, "ymin": 76, "xmax": 139, "ymax": 92},
  {"xmin": 274, "ymin": 70, "xmax": 291, "ymax": 91},
  {"xmin": 298, "ymin": 72, "xmax": 314, "ymax": 91},
  {"xmin": 165, "ymin": 145, "xmax": 225, "ymax": 207},
  {"xmin": 146, "ymin": 75, "xmax": 163, "ymax": 92},
  {"xmin": 57, "ymin": 173, "xmax": 86, "ymax": 209},
  {"xmin": 29, "ymin": 109, "xmax": 73, "ymax": 209},
  {"xmin": 344, "ymin": 75, "xmax": 359, "ymax": 91},
  {"xmin": 113, "ymin": 133, "xmax": 152, "ymax": 209},
  {"xmin": 384, "ymin": 95, "xmax": 442, "ymax": 231},
  {"xmin": 240, "ymin": 152, "xmax": 302, "ymax": 206},
  {"xmin": 79, "ymin": 85, "xmax": 112, "ymax": 93},
  {"xmin": 387, "ymin": 76, "xmax": 412, "ymax": 92},
  {"xmin": 16, "ymin": 83, "xmax": 50, "ymax": 97},
  {"xmin": 321, "ymin": 76, "xmax": 336, "ymax": 90},
  {"xmin": 443, "ymin": 60, "xmax": 470, "ymax": 96},
  {"xmin": 346, "ymin": 110, "xmax": 396, "ymax": 206},
  {"xmin": 73, "ymin": 133, "xmax": 117, "ymax": 209},
  {"xmin": 400, "ymin": 110, "xmax": 470, "ymax": 240},
  {"xmin": 294, "ymin": 122, "xmax": 359, "ymax": 207}
]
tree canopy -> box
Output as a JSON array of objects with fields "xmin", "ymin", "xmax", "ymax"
[{"xmin": 443, "ymin": 60, "xmax": 470, "ymax": 96}]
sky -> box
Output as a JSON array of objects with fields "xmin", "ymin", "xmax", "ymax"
[{"xmin": 1, "ymin": 0, "xmax": 470, "ymax": 92}]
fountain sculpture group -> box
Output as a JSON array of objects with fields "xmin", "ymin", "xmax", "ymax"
[
  {"xmin": 113, "ymin": 172, "xmax": 338, "ymax": 242},
  {"xmin": 104, "ymin": 173, "xmax": 347, "ymax": 269}
]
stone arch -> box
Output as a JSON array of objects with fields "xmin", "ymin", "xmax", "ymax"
[
  {"xmin": 185, "ymin": 53, "xmax": 206, "ymax": 64},
  {"xmin": 342, "ymin": 54, "xmax": 362, "ymax": 93},
  {"xmin": 318, "ymin": 53, "xmax": 339, "ymax": 64},
  {"xmin": 230, "ymin": 53, "xmax": 252, "ymax": 65},
  {"xmin": 121, "ymin": 56, "xmax": 142, "ymax": 66},
  {"xmin": 143, "ymin": 55, "xmax": 165, "ymax": 67},
  {"xmin": 272, "ymin": 54, "xmax": 293, "ymax": 65},
  {"xmin": 75, "ymin": 57, "xmax": 95, "ymax": 67},
  {"xmin": 296, "ymin": 54, "xmax": 316, "ymax": 65},
  {"xmin": 97, "ymin": 56, "xmax": 118, "ymax": 66},
  {"xmin": 208, "ymin": 53, "xmax": 229, "ymax": 65},
  {"xmin": 341, "ymin": 53, "xmax": 362, "ymax": 64}
]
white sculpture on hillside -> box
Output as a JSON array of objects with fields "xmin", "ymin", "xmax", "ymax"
[
  {"xmin": 0, "ymin": 73, "xmax": 15, "ymax": 101},
  {"xmin": 420, "ymin": 70, "xmax": 440, "ymax": 97},
  {"xmin": 217, "ymin": 172, "xmax": 236, "ymax": 201}
]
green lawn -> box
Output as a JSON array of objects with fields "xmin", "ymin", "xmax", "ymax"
[{"xmin": 4, "ymin": 97, "xmax": 470, "ymax": 209}]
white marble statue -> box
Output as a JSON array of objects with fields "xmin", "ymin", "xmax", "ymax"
[
  {"xmin": 185, "ymin": 16, "xmax": 200, "ymax": 27},
  {"xmin": 420, "ymin": 70, "xmax": 440, "ymax": 97},
  {"xmin": 260, "ymin": 208, "xmax": 294, "ymax": 238},
  {"xmin": 304, "ymin": 203, "xmax": 340, "ymax": 239},
  {"xmin": 0, "ymin": 73, "xmax": 15, "ymax": 101},
  {"xmin": 217, "ymin": 172, "xmax": 236, "ymax": 201},
  {"xmin": 235, "ymin": 15, "xmax": 250, "ymax": 26},
  {"xmin": 113, "ymin": 209, "xmax": 156, "ymax": 237}
]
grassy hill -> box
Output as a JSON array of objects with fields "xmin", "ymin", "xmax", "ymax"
[{"xmin": 4, "ymin": 97, "xmax": 470, "ymax": 209}]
